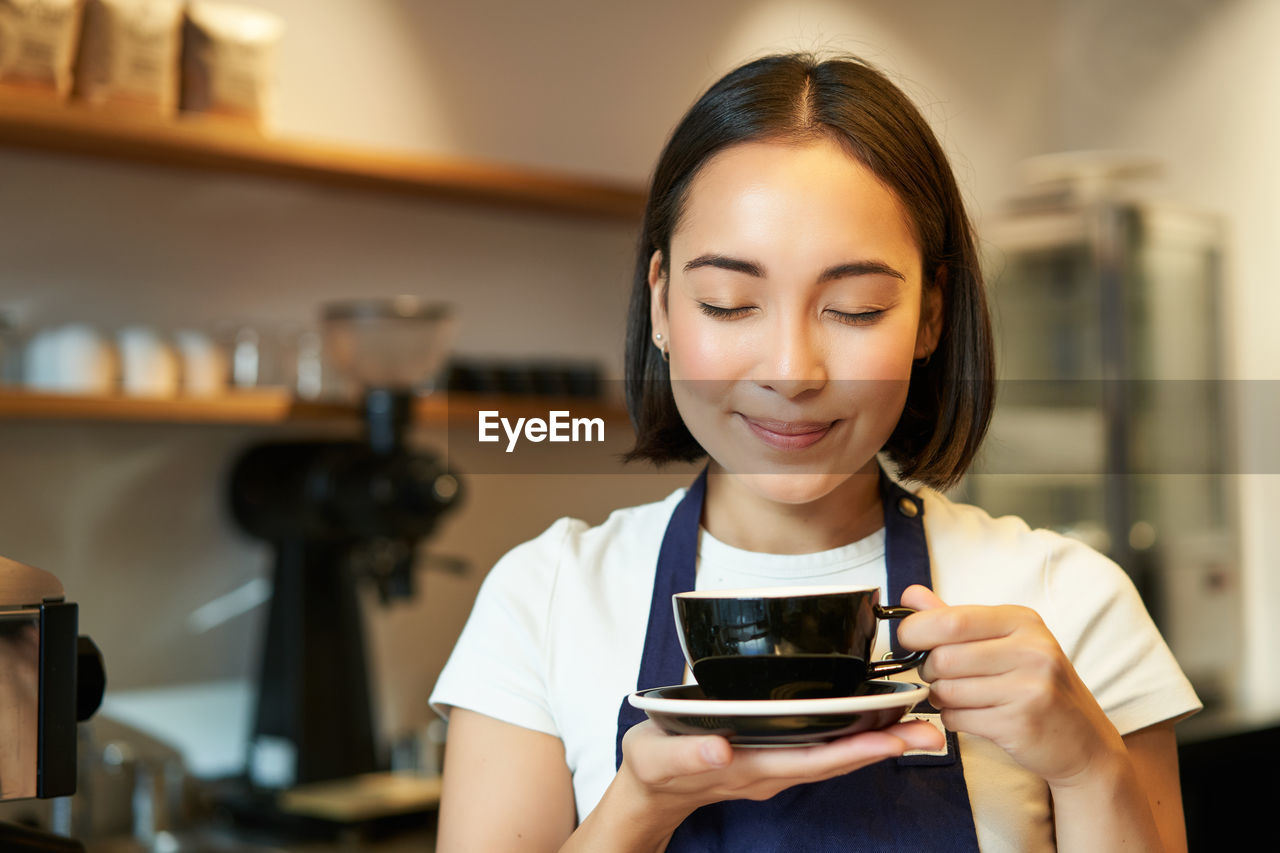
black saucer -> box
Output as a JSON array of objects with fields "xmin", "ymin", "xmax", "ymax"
[{"xmin": 628, "ymin": 680, "xmax": 929, "ymax": 745}]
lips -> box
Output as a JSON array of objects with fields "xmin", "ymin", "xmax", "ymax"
[{"xmin": 740, "ymin": 414, "xmax": 836, "ymax": 450}]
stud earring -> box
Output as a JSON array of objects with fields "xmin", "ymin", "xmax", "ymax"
[{"xmin": 653, "ymin": 332, "xmax": 669, "ymax": 362}]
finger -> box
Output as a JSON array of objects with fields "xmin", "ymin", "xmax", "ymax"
[
  {"xmin": 749, "ymin": 720, "xmax": 945, "ymax": 785},
  {"xmin": 698, "ymin": 736, "xmax": 733, "ymax": 769},
  {"xmin": 737, "ymin": 729, "xmax": 910, "ymax": 780},
  {"xmin": 919, "ymin": 637, "xmax": 1020, "ymax": 682},
  {"xmin": 623, "ymin": 722, "xmax": 731, "ymax": 782},
  {"xmin": 901, "ymin": 584, "xmax": 947, "ymax": 611},
  {"xmin": 882, "ymin": 719, "xmax": 946, "ymax": 753},
  {"xmin": 928, "ymin": 673, "xmax": 1020, "ymax": 711},
  {"xmin": 897, "ymin": 604, "xmax": 1022, "ymax": 651},
  {"xmin": 937, "ymin": 705, "xmax": 1020, "ymax": 744}
]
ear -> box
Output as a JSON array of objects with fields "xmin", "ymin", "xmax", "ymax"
[
  {"xmin": 914, "ymin": 266, "xmax": 945, "ymax": 360},
  {"xmin": 648, "ymin": 250, "xmax": 668, "ymax": 339}
]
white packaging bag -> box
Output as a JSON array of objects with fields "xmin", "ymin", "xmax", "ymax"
[
  {"xmin": 181, "ymin": 1, "xmax": 283, "ymax": 129},
  {"xmin": 0, "ymin": 0, "xmax": 84, "ymax": 98},
  {"xmin": 74, "ymin": 0, "xmax": 184, "ymax": 117}
]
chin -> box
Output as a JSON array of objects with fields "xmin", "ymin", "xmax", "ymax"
[{"xmin": 730, "ymin": 471, "xmax": 857, "ymax": 506}]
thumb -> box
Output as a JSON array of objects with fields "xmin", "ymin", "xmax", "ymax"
[
  {"xmin": 901, "ymin": 583, "xmax": 947, "ymax": 611},
  {"xmin": 662, "ymin": 734, "xmax": 732, "ymax": 777},
  {"xmin": 621, "ymin": 722, "xmax": 732, "ymax": 784},
  {"xmin": 695, "ymin": 735, "xmax": 732, "ymax": 770}
]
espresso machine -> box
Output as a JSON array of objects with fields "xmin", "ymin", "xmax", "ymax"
[
  {"xmin": 0, "ymin": 554, "xmax": 105, "ymax": 851},
  {"xmin": 225, "ymin": 298, "xmax": 463, "ymax": 818}
]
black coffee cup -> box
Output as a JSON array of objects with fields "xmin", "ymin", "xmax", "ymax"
[{"xmin": 673, "ymin": 585, "xmax": 927, "ymax": 700}]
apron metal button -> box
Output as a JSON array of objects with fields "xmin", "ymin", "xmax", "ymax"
[{"xmin": 898, "ymin": 496, "xmax": 920, "ymax": 518}]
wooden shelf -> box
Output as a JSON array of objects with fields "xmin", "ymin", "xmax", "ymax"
[
  {"xmin": 0, "ymin": 388, "xmax": 627, "ymax": 427},
  {"xmin": 0, "ymin": 93, "xmax": 647, "ymax": 220},
  {"xmin": 0, "ymin": 388, "xmax": 342, "ymax": 424}
]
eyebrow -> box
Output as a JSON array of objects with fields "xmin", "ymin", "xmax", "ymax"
[{"xmin": 683, "ymin": 254, "xmax": 906, "ymax": 283}]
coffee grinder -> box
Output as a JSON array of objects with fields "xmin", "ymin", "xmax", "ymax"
[{"xmin": 227, "ymin": 298, "xmax": 463, "ymax": 795}]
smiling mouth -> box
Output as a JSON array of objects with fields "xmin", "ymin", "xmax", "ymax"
[{"xmin": 739, "ymin": 415, "xmax": 837, "ymax": 450}]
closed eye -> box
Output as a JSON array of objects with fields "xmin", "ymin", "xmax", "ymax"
[
  {"xmin": 826, "ymin": 309, "xmax": 886, "ymax": 326},
  {"xmin": 697, "ymin": 303, "xmax": 755, "ymax": 320}
]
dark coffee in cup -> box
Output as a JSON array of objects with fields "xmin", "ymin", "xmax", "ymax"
[{"xmin": 673, "ymin": 585, "xmax": 927, "ymax": 701}]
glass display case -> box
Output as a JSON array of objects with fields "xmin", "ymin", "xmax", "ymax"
[{"xmin": 965, "ymin": 168, "xmax": 1239, "ymax": 705}]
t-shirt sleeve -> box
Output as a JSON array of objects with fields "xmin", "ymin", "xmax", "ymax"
[
  {"xmin": 1039, "ymin": 533, "xmax": 1202, "ymax": 735},
  {"xmin": 428, "ymin": 517, "xmax": 579, "ymax": 738}
]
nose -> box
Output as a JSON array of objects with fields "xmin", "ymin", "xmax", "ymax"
[{"xmin": 755, "ymin": 314, "xmax": 828, "ymax": 399}]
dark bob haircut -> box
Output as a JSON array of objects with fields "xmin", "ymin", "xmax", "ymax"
[{"xmin": 623, "ymin": 52, "xmax": 995, "ymax": 491}]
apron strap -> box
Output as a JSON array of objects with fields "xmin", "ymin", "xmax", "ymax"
[
  {"xmin": 879, "ymin": 468, "xmax": 929, "ymax": 657},
  {"xmin": 615, "ymin": 467, "xmax": 707, "ymax": 768}
]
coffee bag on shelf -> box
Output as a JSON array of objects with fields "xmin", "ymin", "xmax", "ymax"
[
  {"xmin": 181, "ymin": 1, "xmax": 283, "ymax": 129},
  {"xmin": 0, "ymin": 0, "xmax": 84, "ymax": 98},
  {"xmin": 73, "ymin": 0, "xmax": 183, "ymax": 118}
]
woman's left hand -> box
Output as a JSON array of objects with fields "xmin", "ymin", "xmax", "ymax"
[{"xmin": 897, "ymin": 584, "xmax": 1128, "ymax": 788}]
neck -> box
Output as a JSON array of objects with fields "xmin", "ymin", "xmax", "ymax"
[{"xmin": 701, "ymin": 460, "xmax": 884, "ymax": 555}]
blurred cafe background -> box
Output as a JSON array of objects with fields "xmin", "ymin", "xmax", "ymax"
[{"xmin": 0, "ymin": 0, "xmax": 1276, "ymax": 849}]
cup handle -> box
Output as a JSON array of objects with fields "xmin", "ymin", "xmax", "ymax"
[{"xmin": 867, "ymin": 604, "xmax": 929, "ymax": 677}]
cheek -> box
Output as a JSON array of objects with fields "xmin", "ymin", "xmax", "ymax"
[
  {"xmin": 842, "ymin": 343, "xmax": 910, "ymax": 382},
  {"xmin": 829, "ymin": 317, "xmax": 921, "ymax": 383},
  {"xmin": 667, "ymin": 327, "xmax": 733, "ymax": 416},
  {"xmin": 666, "ymin": 310, "xmax": 751, "ymax": 381}
]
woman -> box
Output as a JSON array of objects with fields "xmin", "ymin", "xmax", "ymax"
[{"xmin": 430, "ymin": 53, "xmax": 1199, "ymax": 851}]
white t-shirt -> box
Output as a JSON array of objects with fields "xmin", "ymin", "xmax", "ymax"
[{"xmin": 430, "ymin": 484, "xmax": 1201, "ymax": 852}]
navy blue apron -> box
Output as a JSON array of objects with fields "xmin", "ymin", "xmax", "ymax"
[{"xmin": 614, "ymin": 468, "xmax": 981, "ymax": 851}]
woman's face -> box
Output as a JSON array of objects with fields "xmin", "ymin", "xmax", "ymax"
[{"xmin": 650, "ymin": 136, "xmax": 940, "ymax": 506}]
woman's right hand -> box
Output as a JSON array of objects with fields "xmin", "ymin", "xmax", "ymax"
[{"xmin": 568, "ymin": 718, "xmax": 944, "ymax": 852}]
